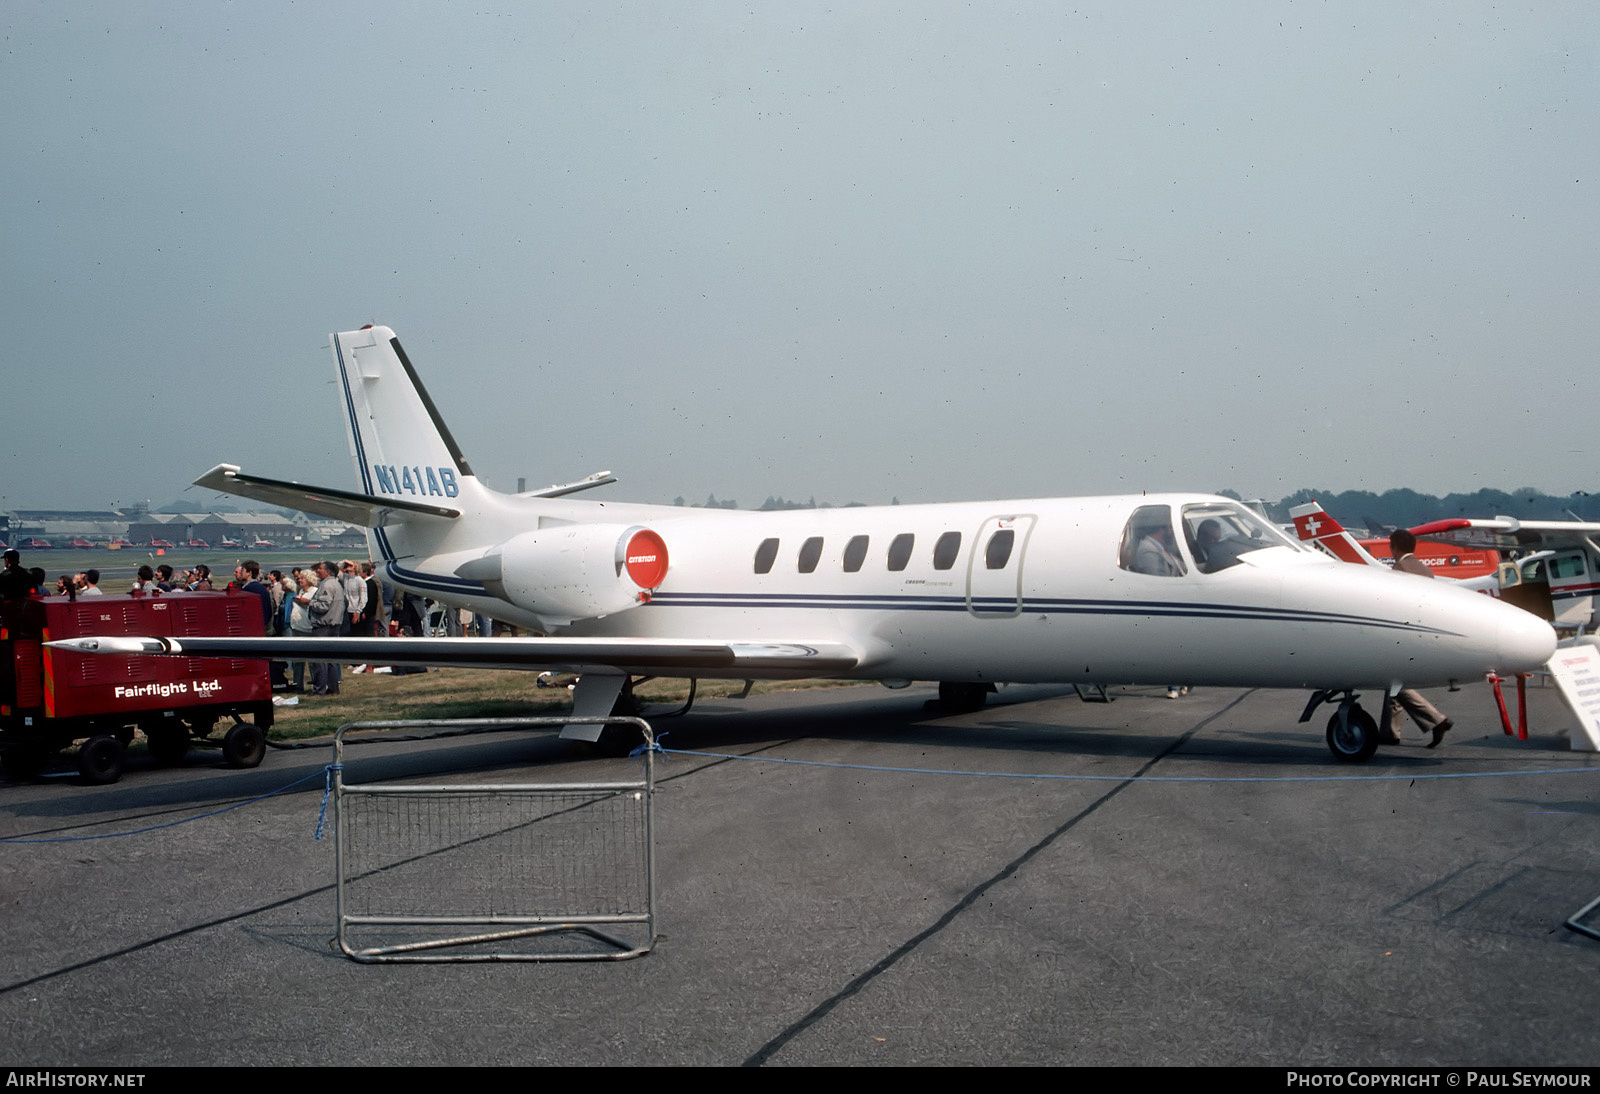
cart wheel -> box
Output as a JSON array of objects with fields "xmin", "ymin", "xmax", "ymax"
[
  {"xmin": 222, "ymin": 722, "xmax": 266, "ymax": 769},
  {"xmin": 78, "ymin": 735, "xmax": 127, "ymax": 785},
  {"xmin": 147, "ymin": 726, "xmax": 190, "ymax": 765}
]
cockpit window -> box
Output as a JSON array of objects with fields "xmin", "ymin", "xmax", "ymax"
[
  {"xmin": 1181, "ymin": 502, "xmax": 1302, "ymax": 573},
  {"xmin": 1118, "ymin": 505, "xmax": 1186, "ymax": 576}
]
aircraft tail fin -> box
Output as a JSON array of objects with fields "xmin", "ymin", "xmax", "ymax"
[
  {"xmin": 332, "ymin": 326, "xmax": 486, "ymax": 507},
  {"xmin": 1288, "ymin": 501, "xmax": 1382, "ymax": 566}
]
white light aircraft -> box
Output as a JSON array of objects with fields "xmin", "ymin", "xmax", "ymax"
[{"xmin": 53, "ymin": 326, "xmax": 1555, "ymax": 763}]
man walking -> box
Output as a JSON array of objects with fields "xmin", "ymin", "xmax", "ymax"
[
  {"xmin": 309, "ymin": 560, "xmax": 346, "ymax": 696},
  {"xmin": 1383, "ymin": 529, "xmax": 1454, "ymax": 747}
]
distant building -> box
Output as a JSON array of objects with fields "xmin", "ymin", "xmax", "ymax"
[{"xmin": 0, "ymin": 508, "xmax": 307, "ymax": 549}]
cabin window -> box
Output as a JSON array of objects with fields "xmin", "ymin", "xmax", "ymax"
[
  {"xmin": 887, "ymin": 533, "xmax": 915, "ymax": 572},
  {"xmin": 843, "ymin": 535, "xmax": 869, "ymax": 573},
  {"xmin": 1549, "ymin": 555, "xmax": 1588, "ymax": 580},
  {"xmin": 985, "ymin": 529, "xmax": 1015, "ymax": 570},
  {"xmin": 798, "ymin": 537, "xmax": 824, "ymax": 574},
  {"xmin": 932, "ymin": 531, "xmax": 961, "ymax": 570},
  {"xmin": 1118, "ymin": 505, "xmax": 1185, "ymax": 576},
  {"xmin": 754, "ymin": 538, "xmax": 780, "ymax": 574}
]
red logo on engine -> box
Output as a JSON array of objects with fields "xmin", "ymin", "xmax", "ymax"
[{"xmin": 623, "ymin": 530, "xmax": 669, "ymax": 588}]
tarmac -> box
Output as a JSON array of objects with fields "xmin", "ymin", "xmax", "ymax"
[{"xmin": 1, "ymin": 678, "xmax": 1597, "ymax": 1067}]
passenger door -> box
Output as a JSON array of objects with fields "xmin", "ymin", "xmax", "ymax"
[{"xmin": 966, "ymin": 515, "xmax": 1035, "ymax": 617}]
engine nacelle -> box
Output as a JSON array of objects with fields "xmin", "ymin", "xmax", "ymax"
[{"xmin": 463, "ymin": 523, "xmax": 669, "ymax": 627}]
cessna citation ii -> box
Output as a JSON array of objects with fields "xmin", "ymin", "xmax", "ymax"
[{"xmin": 53, "ymin": 326, "xmax": 1555, "ymax": 763}]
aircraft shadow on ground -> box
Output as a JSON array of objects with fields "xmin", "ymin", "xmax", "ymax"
[
  {"xmin": 6, "ymin": 684, "xmax": 1539, "ymax": 824},
  {"xmin": 0, "ymin": 732, "xmax": 577, "ymax": 823}
]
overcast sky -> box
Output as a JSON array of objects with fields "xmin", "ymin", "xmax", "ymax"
[{"xmin": 4, "ymin": 2, "xmax": 1596, "ymax": 513}]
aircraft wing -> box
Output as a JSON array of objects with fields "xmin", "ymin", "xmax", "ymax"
[
  {"xmin": 45, "ymin": 634, "xmax": 861, "ymax": 678},
  {"xmin": 1408, "ymin": 517, "xmax": 1600, "ymax": 553},
  {"xmin": 192, "ymin": 464, "xmax": 460, "ymax": 526}
]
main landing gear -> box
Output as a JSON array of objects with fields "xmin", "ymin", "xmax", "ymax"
[{"xmin": 1299, "ymin": 689, "xmax": 1382, "ymax": 764}]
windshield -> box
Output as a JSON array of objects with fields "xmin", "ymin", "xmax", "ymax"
[{"xmin": 1181, "ymin": 502, "xmax": 1304, "ymax": 573}]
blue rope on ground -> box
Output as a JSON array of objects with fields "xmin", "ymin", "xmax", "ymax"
[
  {"xmin": 659, "ymin": 747, "xmax": 1600, "ymax": 784},
  {"xmin": 0, "ymin": 767, "xmax": 332, "ymax": 845},
  {"xmin": 315, "ymin": 762, "xmax": 342, "ymax": 840}
]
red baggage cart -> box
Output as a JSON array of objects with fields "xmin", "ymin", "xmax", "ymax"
[{"xmin": 1, "ymin": 591, "xmax": 274, "ymax": 784}]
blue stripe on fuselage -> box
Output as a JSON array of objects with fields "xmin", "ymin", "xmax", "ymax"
[{"xmin": 646, "ymin": 590, "xmax": 1457, "ymax": 636}]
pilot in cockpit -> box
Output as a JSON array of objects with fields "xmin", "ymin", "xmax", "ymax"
[{"xmin": 1195, "ymin": 518, "xmax": 1251, "ymax": 572}]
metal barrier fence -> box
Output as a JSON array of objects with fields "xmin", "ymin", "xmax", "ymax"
[{"xmin": 333, "ymin": 716, "xmax": 656, "ymax": 962}]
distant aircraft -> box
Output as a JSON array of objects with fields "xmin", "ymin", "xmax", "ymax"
[
  {"xmin": 1290, "ymin": 502, "xmax": 1498, "ymax": 582},
  {"xmin": 1291, "ymin": 500, "xmax": 1600, "ymax": 631},
  {"xmin": 1410, "ymin": 515, "xmax": 1600, "ymax": 632},
  {"xmin": 54, "ymin": 326, "xmax": 1555, "ymax": 763}
]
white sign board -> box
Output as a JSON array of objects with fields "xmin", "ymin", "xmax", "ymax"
[{"xmin": 1545, "ymin": 645, "xmax": 1600, "ymax": 752}]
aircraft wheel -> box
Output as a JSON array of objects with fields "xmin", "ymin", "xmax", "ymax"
[
  {"xmin": 1326, "ymin": 705, "xmax": 1379, "ymax": 764},
  {"xmin": 222, "ymin": 722, "xmax": 266, "ymax": 769},
  {"xmin": 938, "ymin": 682, "xmax": 990, "ymax": 712},
  {"xmin": 78, "ymin": 735, "xmax": 127, "ymax": 785},
  {"xmin": 147, "ymin": 725, "xmax": 190, "ymax": 765}
]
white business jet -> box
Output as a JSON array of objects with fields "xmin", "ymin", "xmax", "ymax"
[{"xmin": 54, "ymin": 327, "xmax": 1554, "ymax": 763}]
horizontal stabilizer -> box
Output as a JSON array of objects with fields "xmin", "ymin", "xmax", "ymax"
[
  {"xmin": 193, "ymin": 464, "xmax": 460, "ymax": 526},
  {"xmin": 46, "ymin": 635, "xmax": 860, "ymax": 678}
]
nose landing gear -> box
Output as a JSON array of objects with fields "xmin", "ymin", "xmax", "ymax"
[{"xmin": 1300, "ymin": 689, "xmax": 1382, "ymax": 763}]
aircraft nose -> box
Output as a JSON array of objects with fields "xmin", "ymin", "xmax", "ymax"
[{"xmin": 1497, "ymin": 607, "xmax": 1556, "ymax": 674}]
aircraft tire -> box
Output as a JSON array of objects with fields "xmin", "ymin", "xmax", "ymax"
[
  {"xmin": 78, "ymin": 735, "xmax": 127, "ymax": 785},
  {"xmin": 222, "ymin": 722, "xmax": 266, "ymax": 769},
  {"xmin": 1326, "ymin": 705, "xmax": 1379, "ymax": 764}
]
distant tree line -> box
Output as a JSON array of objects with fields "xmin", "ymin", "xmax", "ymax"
[{"xmin": 1251, "ymin": 487, "xmax": 1600, "ymax": 531}]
